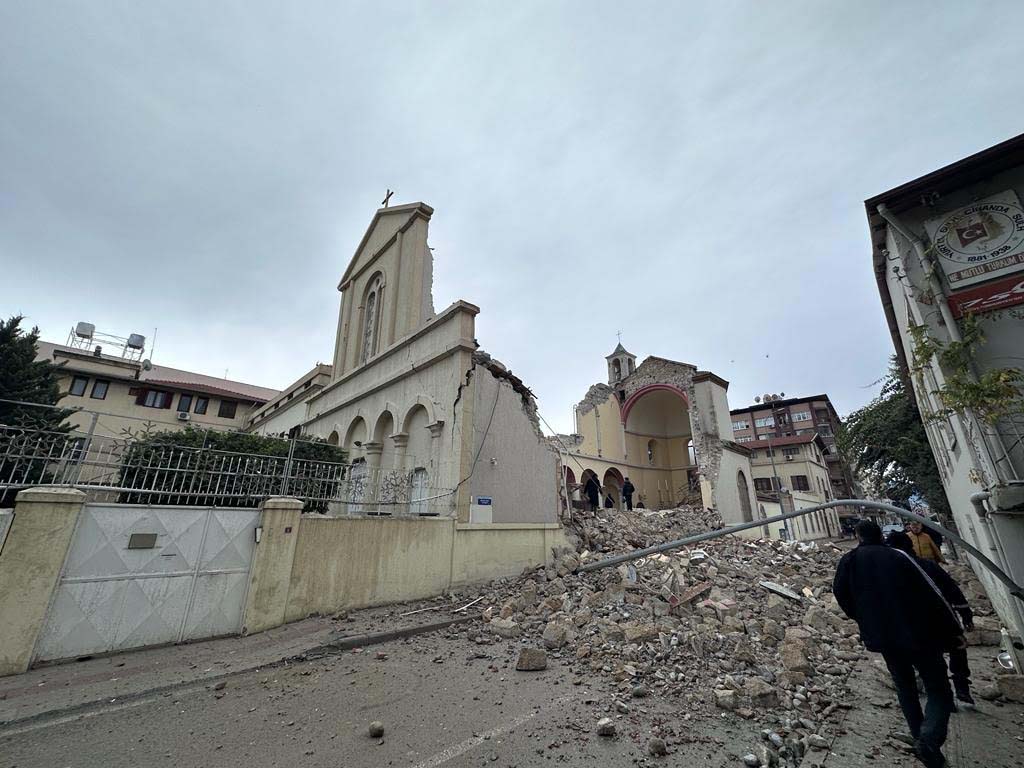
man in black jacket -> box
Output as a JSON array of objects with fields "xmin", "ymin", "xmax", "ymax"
[
  {"xmin": 887, "ymin": 530, "xmax": 975, "ymax": 708},
  {"xmin": 833, "ymin": 521, "xmax": 963, "ymax": 768},
  {"xmin": 622, "ymin": 477, "xmax": 636, "ymax": 511}
]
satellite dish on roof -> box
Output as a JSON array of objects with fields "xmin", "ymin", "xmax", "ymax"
[
  {"xmin": 142, "ymin": 359, "xmax": 152, "ymax": 370},
  {"xmin": 754, "ymin": 396, "xmax": 761, "ymax": 403},
  {"xmin": 780, "ymin": 392, "xmax": 785, "ymax": 398}
]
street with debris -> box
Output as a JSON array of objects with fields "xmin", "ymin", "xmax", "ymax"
[{"xmin": 3, "ymin": 507, "xmax": 1022, "ymax": 767}]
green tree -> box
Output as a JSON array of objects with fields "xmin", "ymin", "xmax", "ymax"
[
  {"xmin": 838, "ymin": 359, "xmax": 951, "ymax": 519},
  {"xmin": 118, "ymin": 427, "xmax": 348, "ymax": 511},
  {"xmin": 0, "ymin": 315, "xmax": 74, "ymax": 504}
]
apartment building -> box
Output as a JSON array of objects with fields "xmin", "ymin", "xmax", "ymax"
[
  {"xmin": 34, "ymin": 325, "xmax": 278, "ymax": 440},
  {"xmin": 866, "ymin": 132, "xmax": 1024, "ymax": 644},
  {"xmin": 730, "ymin": 394, "xmax": 855, "ymax": 501}
]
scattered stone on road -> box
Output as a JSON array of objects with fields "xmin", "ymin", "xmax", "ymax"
[
  {"xmin": 368, "ymin": 721, "xmax": 384, "ymax": 738},
  {"xmin": 595, "ymin": 717, "xmax": 616, "ymax": 737},
  {"xmin": 515, "ymin": 647, "xmax": 547, "ymax": 671},
  {"xmin": 647, "ymin": 737, "xmax": 668, "ymax": 756}
]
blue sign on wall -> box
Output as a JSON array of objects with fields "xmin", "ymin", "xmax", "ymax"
[{"xmin": 476, "ymin": 497, "xmax": 492, "ymax": 506}]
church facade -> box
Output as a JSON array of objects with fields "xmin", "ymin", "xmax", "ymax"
[
  {"xmin": 557, "ymin": 344, "xmax": 761, "ymax": 530},
  {"xmin": 300, "ymin": 202, "xmax": 560, "ymax": 524}
]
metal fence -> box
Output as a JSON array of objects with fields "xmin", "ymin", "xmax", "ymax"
[{"xmin": 0, "ymin": 425, "xmax": 453, "ymax": 516}]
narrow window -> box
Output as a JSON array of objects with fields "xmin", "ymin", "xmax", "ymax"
[
  {"xmin": 139, "ymin": 389, "xmax": 173, "ymax": 408},
  {"xmin": 218, "ymin": 400, "xmax": 238, "ymax": 419},
  {"xmin": 90, "ymin": 380, "xmax": 109, "ymax": 400},
  {"xmin": 791, "ymin": 475, "xmax": 810, "ymax": 491},
  {"xmin": 178, "ymin": 394, "xmax": 193, "ymax": 413},
  {"xmin": 194, "ymin": 397, "xmax": 209, "ymax": 415},
  {"xmin": 69, "ymin": 376, "xmax": 89, "ymax": 396}
]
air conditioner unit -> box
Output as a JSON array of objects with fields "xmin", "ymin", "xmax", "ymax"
[
  {"xmin": 785, "ymin": 455, "xmax": 793, "ymax": 461},
  {"xmin": 176, "ymin": 412, "xmax": 190, "ymax": 422}
]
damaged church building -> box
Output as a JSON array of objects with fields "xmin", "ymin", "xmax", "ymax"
[
  {"xmin": 296, "ymin": 201, "xmax": 560, "ymax": 527},
  {"xmin": 263, "ymin": 200, "xmax": 760, "ymax": 537},
  {"xmin": 553, "ymin": 344, "xmax": 762, "ymax": 534}
]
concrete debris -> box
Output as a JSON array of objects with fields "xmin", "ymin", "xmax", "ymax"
[
  {"xmin": 515, "ymin": 647, "xmax": 548, "ymax": 671},
  {"xmin": 443, "ymin": 504, "xmax": 1001, "ymax": 768},
  {"xmin": 759, "ymin": 581, "xmax": 801, "ymax": 601},
  {"xmin": 647, "ymin": 737, "xmax": 668, "ymax": 756},
  {"xmin": 595, "ymin": 717, "xmax": 617, "ymax": 737},
  {"xmin": 996, "ymin": 674, "xmax": 1024, "ymax": 704},
  {"xmin": 368, "ymin": 721, "xmax": 384, "ymax": 738}
]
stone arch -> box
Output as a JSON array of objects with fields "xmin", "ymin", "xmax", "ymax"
[
  {"xmin": 343, "ymin": 416, "xmax": 368, "ymax": 459},
  {"xmin": 403, "ymin": 403, "xmax": 432, "ymax": 470},
  {"xmin": 620, "ymin": 383, "xmax": 689, "ymax": 426},
  {"xmin": 564, "ymin": 466, "xmax": 577, "ymax": 485},
  {"xmin": 373, "ymin": 406, "xmax": 398, "ymax": 443},
  {"xmin": 327, "ymin": 430, "xmax": 340, "ymax": 446},
  {"xmin": 603, "ymin": 467, "xmax": 624, "ymax": 509},
  {"xmin": 737, "ymin": 469, "xmax": 753, "ymax": 523},
  {"xmin": 402, "ymin": 395, "xmax": 438, "ymax": 432}
]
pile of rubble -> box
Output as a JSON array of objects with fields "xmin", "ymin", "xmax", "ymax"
[{"xmin": 457, "ymin": 506, "xmax": 862, "ymax": 766}]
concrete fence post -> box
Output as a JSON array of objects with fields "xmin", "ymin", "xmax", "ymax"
[
  {"xmin": 241, "ymin": 496, "xmax": 304, "ymax": 636},
  {"xmin": 0, "ymin": 487, "xmax": 86, "ymax": 677}
]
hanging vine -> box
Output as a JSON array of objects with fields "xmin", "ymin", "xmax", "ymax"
[{"xmin": 908, "ymin": 312, "xmax": 1024, "ymax": 424}]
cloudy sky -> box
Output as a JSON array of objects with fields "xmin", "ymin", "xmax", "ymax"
[{"xmin": 3, "ymin": 2, "xmax": 1023, "ymax": 432}]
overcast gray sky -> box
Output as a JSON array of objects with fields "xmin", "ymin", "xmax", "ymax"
[{"xmin": 3, "ymin": 1, "xmax": 1023, "ymax": 433}]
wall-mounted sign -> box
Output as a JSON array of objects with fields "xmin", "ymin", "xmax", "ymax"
[
  {"xmin": 475, "ymin": 497, "xmax": 492, "ymax": 506},
  {"xmin": 924, "ymin": 190, "xmax": 1024, "ymax": 289},
  {"xmin": 947, "ymin": 273, "xmax": 1024, "ymax": 318}
]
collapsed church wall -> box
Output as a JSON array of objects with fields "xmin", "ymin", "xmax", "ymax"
[{"xmin": 466, "ymin": 352, "xmax": 559, "ymax": 524}]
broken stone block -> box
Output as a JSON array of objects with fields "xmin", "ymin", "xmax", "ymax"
[
  {"xmin": 807, "ymin": 734, "xmax": 829, "ymax": 750},
  {"xmin": 595, "ymin": 717, "xmax": 616, "ymax": 737},
  {"xmin": 623, "ymin": 623, "xmax": 659, "ymax": 644},
  {"xmin": 803, "ymin": 606, "xmax": 839, "ymax": 632},
  {"xmin": 515, "ymin": 647, "xmax": 547, "ymax": 671},
  {"xmin": 780, "ymin": 641, "xmax": 811, "ymax": 673},
  {"xmin": 647, "ymin": 737, "xmax": 668, "ymax": 756},
  {"xmin": 996, "ymin": 674, "xmax": 1024, "ymax": 703},
  {"xmin": 764, "ymin": 594, "xmax": 789, "ymax": 621},
  {"xmin": 744, "ymin": 678, "xmax": 779, "ymax": 709},
  {"xmin": 714, "ymin": 688, "xmax": 738, "ymax": 710},
  {"xmin": 489, "ymin": 617, "xmax": 520, "ymax": 638},
  {"xmin": 542, "ymin": 620, "xmax": 574, "ymax": 649}
]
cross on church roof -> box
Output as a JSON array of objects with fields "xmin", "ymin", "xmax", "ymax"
[{"xmin": 382, "ymin": 189, "xmax": 394, "ymax": 208}]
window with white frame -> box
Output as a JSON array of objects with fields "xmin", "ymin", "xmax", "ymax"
[
  {"xmin": 755, "ymin": 416, "xmax": 775, "ymax": 428},
  {"xmin": 792, "ymin": 411, "xmax": 812, "ymax": 422},
  {"xmin": 732, "ymin": 420, "xmax": 750, "ymax": 431}
]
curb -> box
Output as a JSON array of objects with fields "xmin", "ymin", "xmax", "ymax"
[{"xmin": 0, "ymin": 612, "xmax": 482, "ymax": 735}]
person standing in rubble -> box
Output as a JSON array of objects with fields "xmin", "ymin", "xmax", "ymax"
[
  {"xmin": 906, "ymin": 520, "xmax": 945, "ymax": 563},
  {"xmin": 584, "ymin": 474, "xmax": 600, "ymax": 512},
  {"xmin": 622, "ymin": 477, "xmax": 636, "ymax": 511},
  {"xmin": 833, "ymin": 521, "xmax": 963, "ymax": 768},
  {"xmin": 886, "ymin": 530, "xmax": 976, "ymax": 709}
]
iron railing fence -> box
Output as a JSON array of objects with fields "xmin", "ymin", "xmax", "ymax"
[{"xmin": 0, "ymin": 425, "xmax": 453, "ymax": 516}]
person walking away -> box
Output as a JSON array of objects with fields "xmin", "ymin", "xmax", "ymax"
[
  {"xmin": 833, "ymin": 521, "xmax": 962, "ymax": 767},
  {"xmin": 886, "ymin": 530, "xmax": 975, "ymax": 709},
  {"xmin": 584, "ymin": 475, "xmax": 600, "ymax": 512},
  {"xmin": 622, "ymin": 477, "xmax": 636, "ymax": 511},
  {"xmin": 906, "ymin": 520, "xmax": 945, "ymax": 563}
]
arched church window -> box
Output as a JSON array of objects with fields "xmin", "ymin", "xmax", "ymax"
[
  {"xmin": 361, "ymin": 274, "xmax": 384, "ymax": 364},
  {"xmin": 687, "ymin": 438, "xmax": 696, "ymax": 465},
  {"xmin": 627, "ymin": 359, "xmax": 635, "ymax": 374},
  {"xmin": 647, "ymin": 439, "xmax": 657, "ymax": 465},
  {"xmin": 737, "ymin": 470, "xmax": 752, "ymax": 523},
  {"xmin": 612, "ymin": 359, "xmax": 622, "ymax": 382}
]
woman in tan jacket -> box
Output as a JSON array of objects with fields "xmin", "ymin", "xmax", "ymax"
[{"xmin": 906, "ymin": 521, "xmax": 945, "ymax": 563}]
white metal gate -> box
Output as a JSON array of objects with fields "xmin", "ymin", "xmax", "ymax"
[{"xmin": 34, "ymin": 503, "xmax": 259, "ymax": 663}]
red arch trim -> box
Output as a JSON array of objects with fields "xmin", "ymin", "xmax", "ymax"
[{"xmin": 620, "ymin": 383, "xmax": 690, "ymax": 425}]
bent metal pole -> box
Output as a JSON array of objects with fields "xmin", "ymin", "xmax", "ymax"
[{"xmin": 577, "ymin": 499, "xmax": 1024, "ymax": 603}]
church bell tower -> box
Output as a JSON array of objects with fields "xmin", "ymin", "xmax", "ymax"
[{"xmin": 606, "ymin": 342, "xmax": 636, "ymax": 385}]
